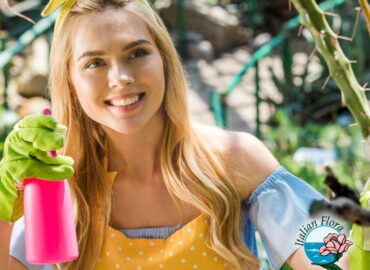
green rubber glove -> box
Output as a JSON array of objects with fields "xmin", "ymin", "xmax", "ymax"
[{"xmin": 0, "ymin": 114, "xmax": 74, "ymax": 222}]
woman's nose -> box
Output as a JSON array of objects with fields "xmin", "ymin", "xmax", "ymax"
[{"xmin": 108, "ymin": 67, "xmax": 134, "ymax": 89}]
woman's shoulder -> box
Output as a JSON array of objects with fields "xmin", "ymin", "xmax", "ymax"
[{"xmin": 193, "ymin": 122, "xmax": 280, "ymax": 200}]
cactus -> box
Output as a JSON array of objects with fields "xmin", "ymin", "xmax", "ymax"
[
  {"xmin": 290, "ymin": 0, "xmax": 370, "ymax": 139},
  {"xmin": 290, "ymin": 1, "xmax": 370, "ymax": 269}
]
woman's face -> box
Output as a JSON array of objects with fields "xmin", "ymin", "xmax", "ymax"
[{"xmin": 69, "ymin": 8, "xmax": 165, "ymax": 134}]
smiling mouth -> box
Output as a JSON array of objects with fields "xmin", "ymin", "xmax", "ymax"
[{"xmin": 104, "ymin": 93, "xmax": 146, "ymax": 107}]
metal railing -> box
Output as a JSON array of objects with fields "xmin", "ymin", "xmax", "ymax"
[
  {"xmin": 0, "ymin": 10, "xmax": 57, "ymax": 109},
  {"xmin": 210, "ymin": 0, "xmax": 346, "ymax": 138}
]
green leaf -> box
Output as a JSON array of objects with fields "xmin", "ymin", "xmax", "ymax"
[
  {"xmin": 334, "ymin": 253, "xmax": 343, "ymax": 261},
  {"xmin": 325, "ymin": 264, "xmax": 343, "ymax": 270}
]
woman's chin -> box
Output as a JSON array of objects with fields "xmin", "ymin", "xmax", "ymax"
[{"xmin": 102, "ymin": 122, "xmax": 145, "ymax": 136}]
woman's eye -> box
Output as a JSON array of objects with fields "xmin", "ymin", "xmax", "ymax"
[
  {"xmin": 85, "ymin": 59, "xmax": 105, "ymax": 69},
  {"xmin": 129, "ymin": 49, "xmax": 148, "ymax": 59},
  {"xmin": 84, "ymin": 49, "xmax": 148, "ymax": 69}
]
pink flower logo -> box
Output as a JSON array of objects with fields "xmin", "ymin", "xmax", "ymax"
[{"xmin": 319, "ymin": 233, "xmax": 353, "ymax": 256}]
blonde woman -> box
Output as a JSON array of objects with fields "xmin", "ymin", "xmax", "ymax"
[{"xmin": 0, "ymin": 0, "xmax": 348, "ymax": 269}]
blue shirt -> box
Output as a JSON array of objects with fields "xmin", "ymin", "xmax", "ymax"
[{"xmin": 10, "ymin": 166, "xmax": 325, "ymax": 270}]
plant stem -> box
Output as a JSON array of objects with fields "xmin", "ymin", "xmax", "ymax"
[{"xmin": 290, "ymin": 0, "xmax": 370, "ymax": 139}]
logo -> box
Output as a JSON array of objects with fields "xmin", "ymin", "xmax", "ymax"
[{"xmin": 295, "ymin": 216, "xmax": 352, "ymax": 270}]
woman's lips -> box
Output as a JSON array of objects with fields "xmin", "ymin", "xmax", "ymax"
[
  {"xmin": 105, "ymin": 93, "xmax": 145, "ymax": 113},
  {"xmin": 104, "ymin": 92, "xmax": 145, "ymax": 104}
]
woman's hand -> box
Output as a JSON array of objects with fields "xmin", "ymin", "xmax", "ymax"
[{"xmin": 0, "ymin": 114, "xmax": 74, "ymax": 222}]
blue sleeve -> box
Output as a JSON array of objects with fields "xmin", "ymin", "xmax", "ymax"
[
  {"xmin": 240, "ymin": 205, "xmax": 258, "ymax": 258},
  {"xmin": 243, "ymin": 165, "xmax": 326, "ymax": 270},
  {"xmin": 9, "ymin": 216, "xmax": 52, "ymax": 270}
]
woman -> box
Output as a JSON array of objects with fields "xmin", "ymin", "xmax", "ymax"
[{"xmin": 0, "ymin": 0, "xmax": 348, "ymax": 269}]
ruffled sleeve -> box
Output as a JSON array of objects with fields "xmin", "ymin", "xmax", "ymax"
[
  {"xmin": 242, "ymin": 165, "xmax": 326, "ymax": 269},
  {"xmin": 240, "ymin": 207, "xmax": 258, "ymax": 258}
]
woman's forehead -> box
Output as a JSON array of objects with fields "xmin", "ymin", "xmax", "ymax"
[{"xmin": 70, "ymin": 8, "xmax": 153, "ymax": 58}]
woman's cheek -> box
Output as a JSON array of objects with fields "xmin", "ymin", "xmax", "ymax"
[
  {"xmin": 142, "ymin": 54, "xmax": 163, "ymax": 70},
  {"xmin": 81, "ymin": 76, "xmax": 106, "ymax": 94},
  {"xmin": 142, "ymin": 58, "xmax": 164, "ymax": 81}
]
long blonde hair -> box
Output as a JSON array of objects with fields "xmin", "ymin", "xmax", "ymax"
[{"xmin": 48, "ymin": 0, "xmax": 259, "ymax": 269}]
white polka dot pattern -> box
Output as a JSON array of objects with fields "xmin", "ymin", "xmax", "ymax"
[{"xmin": 94, "ymin": 213, "xmax": 231, "ymax": 269}]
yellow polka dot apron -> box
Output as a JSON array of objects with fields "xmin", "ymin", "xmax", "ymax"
[
  {"xmin": 94, "ymin": 157, "xmax": 230, "ymax": 269},
  {"xmin": 94, "ymin": 213, "xmax": 230, "ymax": 270}
]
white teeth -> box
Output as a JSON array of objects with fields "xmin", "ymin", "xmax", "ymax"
[{"xmin": 110, "ymin": 94, "xmax": 140, "ymax": 106}]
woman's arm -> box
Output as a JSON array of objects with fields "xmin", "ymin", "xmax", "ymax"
[
  {"xmin": 287, "ymin": 247, "xmax": 325, "ymax": 270},
  {"xmin": 228, "ymin": 131, "xmax": 345, "ymax": 269},
  {"xmin": 0, "ymin": 220, "xmax": 13, "ymax": 270},
  {"xmin": 8, "ymin": 256, "xmax": 28, "ymax": 270},
  {"xmin": 287, "ymin": 246, "xmax": 350, "ymax": 270},
  {"xmin": 1, "ymin": 220, "xmax": 29, "ymax": 269},
  {"xmin": 287, "ymin": 247, "xmax": 323, "ymax": 270}
]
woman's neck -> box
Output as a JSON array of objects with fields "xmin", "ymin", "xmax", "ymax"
[{"xmin": 105, "ymin": 113, "xmax": 164, "ymax": 182}]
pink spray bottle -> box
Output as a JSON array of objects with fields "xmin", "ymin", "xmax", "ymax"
[{"xmin": 23, "ymin": 108, "xmax": 78, "ymax": 264}]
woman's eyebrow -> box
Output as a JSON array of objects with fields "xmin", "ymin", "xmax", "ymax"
[{"xmin": 77, "ymin": 39, "xmax": 152, "ymax": 62}]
